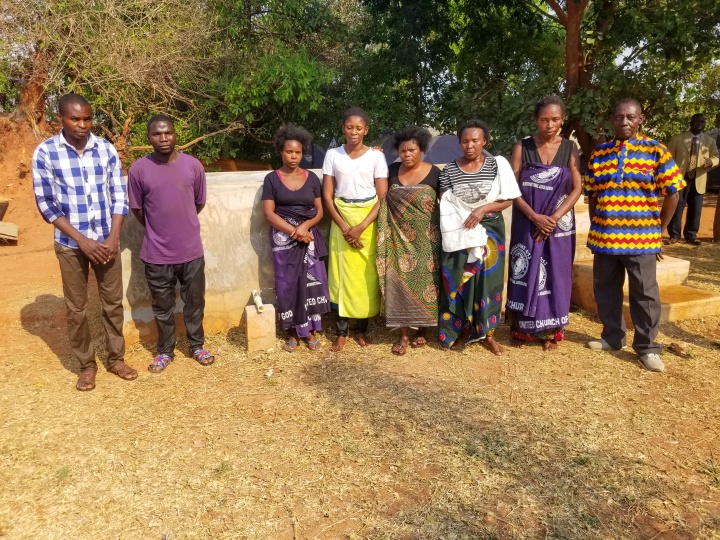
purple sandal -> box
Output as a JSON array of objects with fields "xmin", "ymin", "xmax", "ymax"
[
  {"xmin": 192, "ymin": 349, "xmax": 215, "ymax": 366},
  {"xmin": 148, "ymin": 354, "xmax": 172, "ymax": 373}
]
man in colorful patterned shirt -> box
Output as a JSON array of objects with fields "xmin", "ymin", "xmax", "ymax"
[
  {"xmin": 583, "ymin": 98, "xmax": 684, "ymax": 372},
  {"xmin": 33, "ymin": 93, "xmax": 138, "ymax": 391}
]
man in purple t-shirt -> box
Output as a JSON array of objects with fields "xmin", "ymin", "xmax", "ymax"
[{"xmin": 128, "ymin": 114, "xmax": 215, "ymax": 372}]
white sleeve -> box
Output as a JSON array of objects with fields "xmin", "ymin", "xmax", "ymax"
[
  {"xmin": 373, "ymin": 151, "xmax": 389, "ymax": 178},
  {"xmin": 495, "ymin": 155, "xmax": 521, "ymax": 200},
  {"xmin": 321, "ymin": 149, "xmax": 335, "ymax": 177}
]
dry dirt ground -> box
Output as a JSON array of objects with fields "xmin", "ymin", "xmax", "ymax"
[{"xmin": 2, "ymin": 118, "xmax": 720, "ymax": 539}]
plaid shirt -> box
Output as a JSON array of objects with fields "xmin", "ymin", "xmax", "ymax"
[{"xmin": 33, "ymin": 132, "xmax": 128, "ymax": 248}]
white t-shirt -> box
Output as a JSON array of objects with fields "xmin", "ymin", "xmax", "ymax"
[{"xmin": 322, "ymin": 146, "xmax": 389, "ymax": 200}]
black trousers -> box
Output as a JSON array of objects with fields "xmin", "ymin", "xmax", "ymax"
[
  {"xmin": 668, "ymin": 177, "xmax": 703, "ymax": 240},
  {"xmin": 593, "ymin": 253, "xmax": 662, "ymax": 355},
  {"xmin": 334, "ymin": 312, "xmax": 369, "ymax": 337},
  {"xmin": 144, "ymin": 256, "xmax": 206, "ymax": 356}
]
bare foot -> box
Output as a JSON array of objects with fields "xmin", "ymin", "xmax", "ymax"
[
  {"xmin": 542, "ymin": 339, "xmax": 559, "ymax": 351},
  {"xmin": 330, "ymin": 336, "xmax": 347, "ymax": 352},
  {"xmin": 482, "ymin": 336, "xmax": 505, "ymax": 356},
  {"xmin": 354, "ymin": 333, "xmax": 371, "ymax": 347},
  {"xmin": 511, "ymin": 337, "xmax": 526, "ymax": 349}
]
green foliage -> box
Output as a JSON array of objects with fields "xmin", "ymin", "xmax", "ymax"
[
  {"xmin": 224, "ymin": 45, "xmax": 335, "ymax": 123},
  {"xmin": 1, "ymin": 0, "xmax": 720, "ymax": 160}
]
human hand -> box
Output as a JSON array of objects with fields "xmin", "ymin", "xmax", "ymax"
[
  {"xmin": 100, "ymin": 234, "xmax": 120, "ymax": 262},
  {"xmin": 79, "ymin": 237, "xmax": 110, "ymax": 265},
  {"xmin": 533, "ymin": 229, "xmax": 550, "ymax": 242},
  {"xmin": 532, "ymin": 214, "xmax": 557, "ymax": 235},
  {"xmin": 464, "ymin": 207, "xmax": 485, "ymax": 229},
  {"xmin": 296, "ymin": 231, "xmax": 314, "ymax": 243},
  {"xmin": 292, "ymin": 223, "xmax": 310, "ymax": 241},
  {"xmin": 703, "ymin": 157, "xmax": 713, "ymax": 168},
  {"xmin": 656, "ymin": 248, "xmax": 664, "ymax": 262},
  {"xmin": 343, "ymin": 225, "xmax": 364, "ymax": 248}
]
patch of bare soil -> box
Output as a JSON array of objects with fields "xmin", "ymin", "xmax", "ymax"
[{"xmin": 1, "ymin": 122, "xmax": 720, "ymax": 539}]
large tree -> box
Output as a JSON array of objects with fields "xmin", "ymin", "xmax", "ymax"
[{"xmin": 517, "ymin": 0, "xmax": 720, "ymax": 153}]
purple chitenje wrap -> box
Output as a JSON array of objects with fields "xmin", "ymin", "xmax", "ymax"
[
  {"xmin": 506, "ymin": 162, "xmax": 575, "ymax": 334},
  {"xmin": 270, "ymin": 204, "xmax": 330, "ymax": 337}
]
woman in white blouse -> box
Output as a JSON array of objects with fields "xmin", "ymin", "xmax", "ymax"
[{"xmin": 322, "ymin": 107, "xmax": 389, "ymax": 352}]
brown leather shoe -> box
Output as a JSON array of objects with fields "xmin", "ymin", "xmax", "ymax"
[
  {"xmin": 76, "ymin": 369, "xmax": 97, "ymax": 391},
  {"xmin": 108, "ymin": 360, "xmax": 139, "ymax": 381},
  {"xmin": 686, "ymin": 238, "xmax": 702, "ymax": 246}
]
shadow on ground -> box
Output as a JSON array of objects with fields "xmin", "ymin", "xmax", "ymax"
[
  {"xmin": 19, "ymin": 293, "xmax": 77, "ymax": 373},
  {"xmin": 302, "ymin": 359, "xmax": 706, "ymax": 539}
]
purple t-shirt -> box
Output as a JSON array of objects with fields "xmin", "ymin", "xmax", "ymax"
[{"xmin": 128, "ymin": 153, "xmax": 206, "ymax": 264}]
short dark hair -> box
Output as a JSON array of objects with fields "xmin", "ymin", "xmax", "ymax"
[
  {"xmin": 614, "ymin": 98, "xmax": 643, "ymax": 115},
  {"xmin": 534, "ymin": 95, "xmax": 565, "ymax": 118},
  {"xmin": 458, "ymin": 119, "xmax": 490, "ymax": 142},
  {"xmin": 274, "ymin": 123, "xmax": 313, "ymax": 154},
  {"xmin": 147, "ymin": 114, "xmax": 174, "ymax": 131},
  {"xmin": 392, "ymin": 126, "xmax": 432, "ymax": 153},
  {"xmin": 58, "ymin": 93, "xmax": 91, "ymax": 115},
  {"xmin": 690, "ymin": 113, "xmax": 705, "ymax": 122},
  {"xmin": 342, "ymin": 107, "xmax": 369, "ymax": 125}
]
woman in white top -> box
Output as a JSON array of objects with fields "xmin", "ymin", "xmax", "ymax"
[{"xmin": 322, "ymin": 107, "xmax": 389, "ymax": 352}]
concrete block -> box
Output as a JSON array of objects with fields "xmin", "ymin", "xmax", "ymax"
[
  {"xmin": 572, "ymin": 255, "xmax": 691, "ymax": 313},
  {"xmin": 245, "ymin": 304, "xmax": 277, "ymax": 352},
  {"xmin": 615, "ymin": 284, "xmax": 720, "ymax": 327},
  {"xmin": 573, "ymin": 281, "xmax": 720, "ymax": 326}
]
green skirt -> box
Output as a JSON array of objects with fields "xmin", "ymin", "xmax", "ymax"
[{"xmin": 438, "ymin": 212, "xmax": 506, "ymax": 348}]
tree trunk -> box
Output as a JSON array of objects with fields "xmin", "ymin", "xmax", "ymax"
[
  {"xmin": 564, "ymin": 3, "xmax": 582, "ymax": 96},
  {"xmin": 562, "ymin": 1, "xmax": 597, "ymax": 158},
  {"xmin": 17, "ymin": 49, "xmax": 48, "ymax": 129}
]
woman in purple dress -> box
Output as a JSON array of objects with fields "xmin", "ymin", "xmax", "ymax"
[
  {"xmin": 262, "ymin": 124, "xmax": 330, "ymax": 351},
  {"xmin": 506, "ymin": 95, "xmax": 583, "ymax": 350}
]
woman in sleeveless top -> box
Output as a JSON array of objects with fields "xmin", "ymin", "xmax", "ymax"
[{"xmin": 506, "ymin": 95, "xmax": 583, "ymax": 350}]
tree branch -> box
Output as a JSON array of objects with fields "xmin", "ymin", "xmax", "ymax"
[
  {"xmin": 519, "ymin": 0, "xmax": 565, "ymax": 26},
  {"xmin": 99, "ymin": 107, "xmax": 120, "ymax": 131},
  {"xmin": 97, "ymin": 124, "xmax": 114, "ymax": 139},
  {"xmin": 127, "ymin": 122, "xmax": 246, "ymax": 152},
  {"xmin": 618, "ymin": 41, "xmax": 653, "ymax": 70},
  {"xmin": 545, "ymin": 0, "xmax": 569, "ymax": 26}
]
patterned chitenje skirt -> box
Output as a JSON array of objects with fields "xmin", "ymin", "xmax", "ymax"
[
  {"xmin": 377, "ymin": 184, "xmax": 440, "ymax": 327},
  {"xmin": 438, "ymin": 213, "xmax": 506, "ymax": 348}
]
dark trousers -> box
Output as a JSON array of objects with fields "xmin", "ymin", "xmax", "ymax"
[
  {"xmin": 668, "ymin": 177, "xmax": 703, "ymax": 240},
  {"xmin": 55, "ymin": 243, "xmax": 125, "ymax": 371},
  {"xmin": 144, "ymin": 256, "xmax": 206, "ymax": 356},
  {"xmin": 334, "ymin": 312, "xmax": 369, "ymax": 337},
  {"xmin": 593, "ymin": 253, "xmax": 662, "ymax": 355}
]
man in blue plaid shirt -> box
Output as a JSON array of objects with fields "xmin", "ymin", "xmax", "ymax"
[{"xmin": 33, "ymin": 93, "xmax": 138, "ymax": 391}]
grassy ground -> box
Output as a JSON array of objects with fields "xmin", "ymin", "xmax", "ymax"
[{"xmin": 2, "ymin": 243, "xmax": 720, "ymax": 539}]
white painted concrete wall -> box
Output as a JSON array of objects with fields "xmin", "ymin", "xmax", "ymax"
[{"xmin": 120, "ymin": 170, "xmax": 590, "ymax": 344}]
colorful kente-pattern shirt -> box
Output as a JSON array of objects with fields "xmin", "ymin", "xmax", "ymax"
[{"xmin": 583, "ymin": 136, "xmax": 684, "ymax": 255}]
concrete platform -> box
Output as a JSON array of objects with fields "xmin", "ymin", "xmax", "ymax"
[
  {"xmin": 576, "ymin": 283, "xmax": 720, "ymax": 325},
  {"xmin": 571, "ymin": 255, "xmax": 691, "ymax": 307}
]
